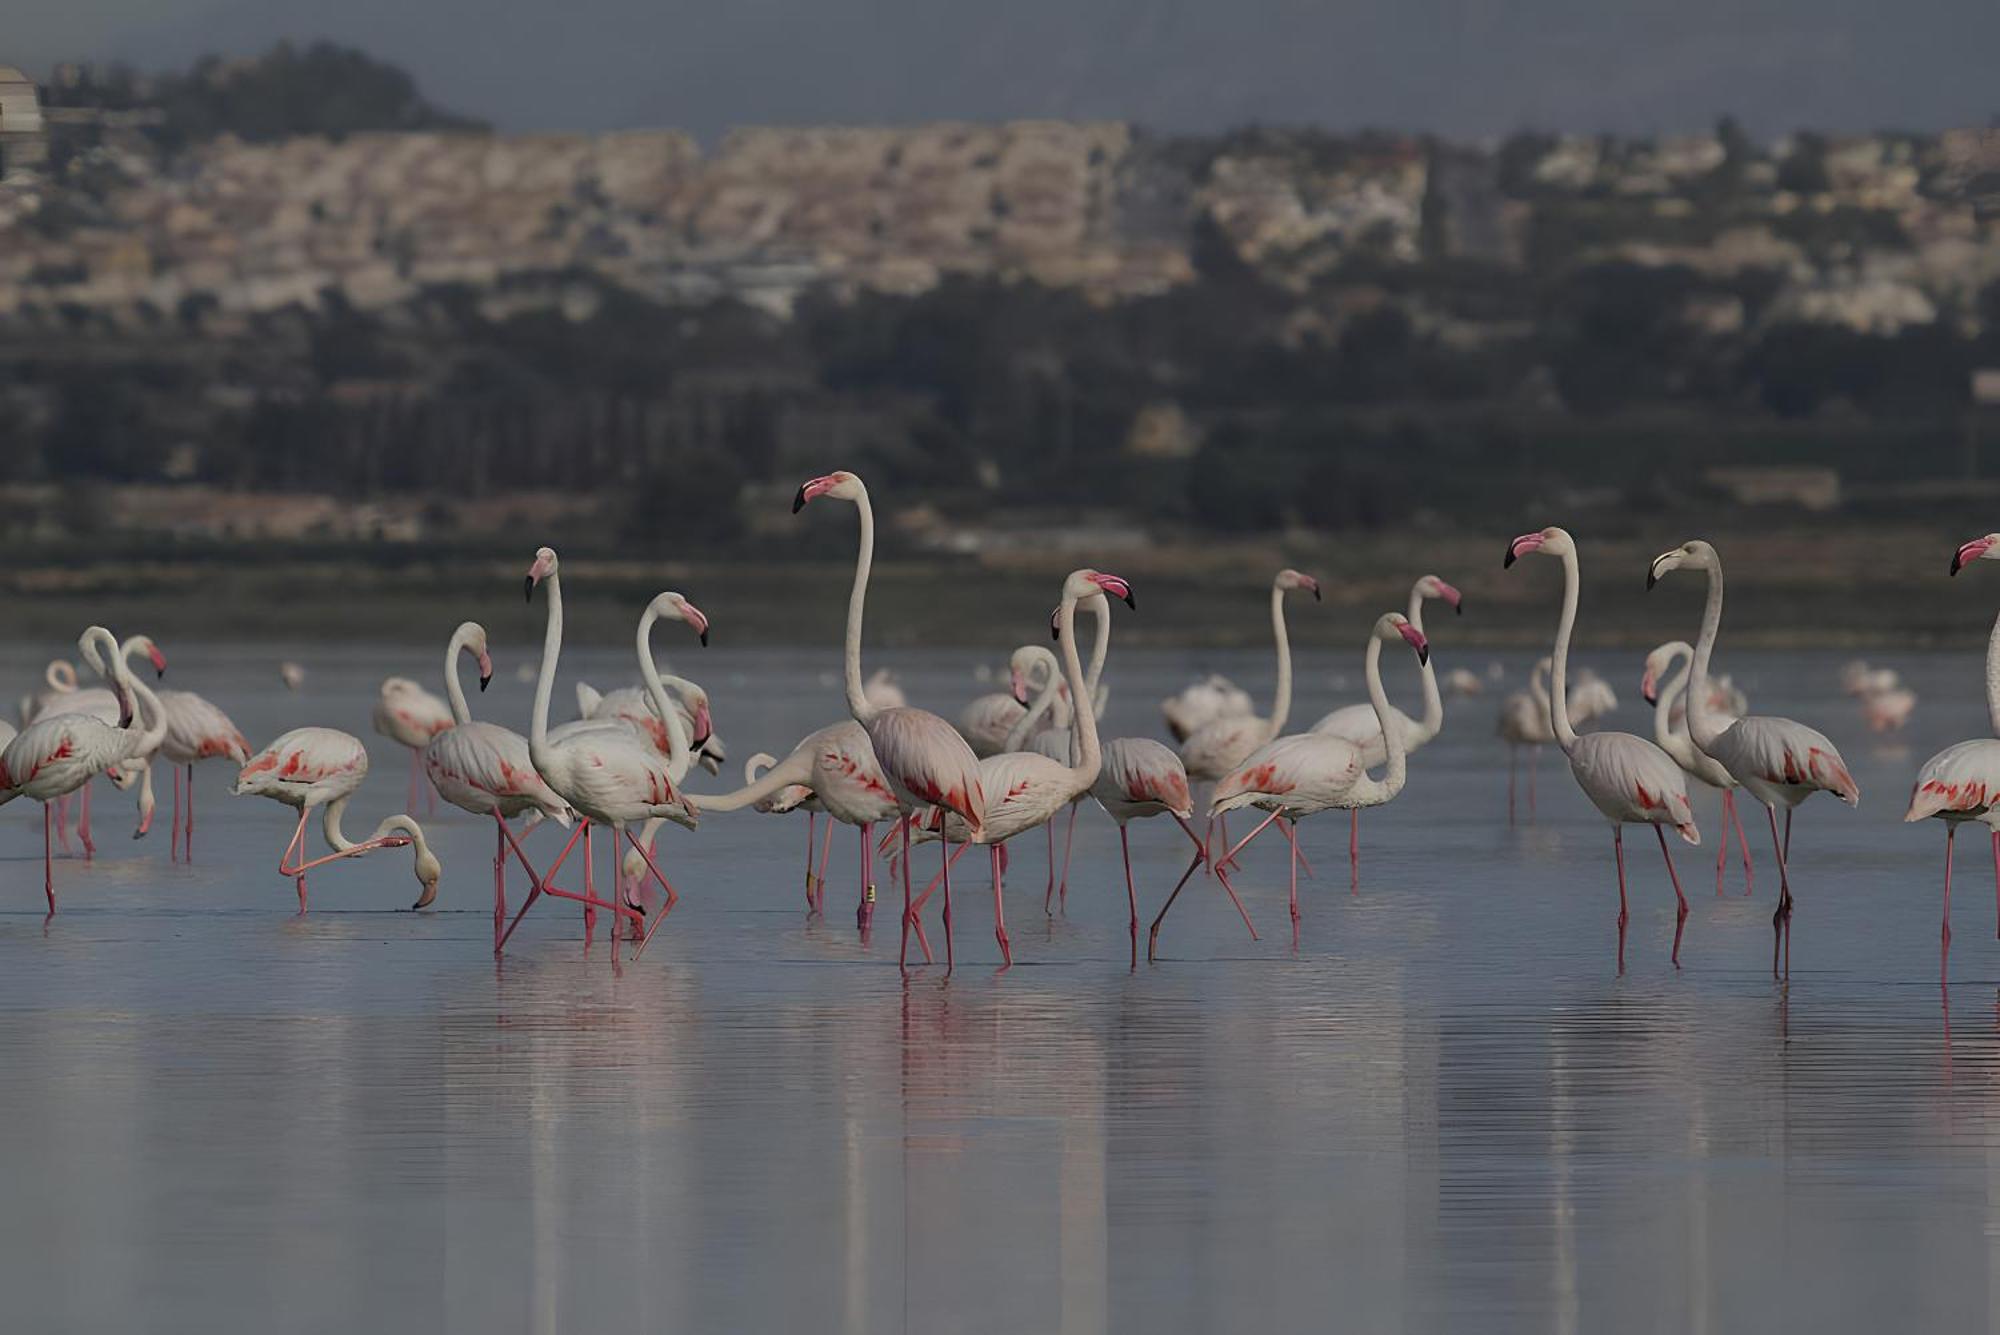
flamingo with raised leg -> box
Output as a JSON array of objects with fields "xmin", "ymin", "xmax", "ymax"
[
  {"xmin": 0, "ymin": 628, "xmax": 164, "ymax": 911},
  {"xmin": 1506, "ymin": 528, "xmax": 1700, "ymax": 972},
  {"xmin": 372, "ymin": 676, "xmax": 454, "ymax": 814},
  {"xmin": 421, "ymin": 621, "xmax": 572, "ymax": 946},
  {"xmin": 1648, "ymin": 538, "xmax": 1858, "ymax": 978},
  {"xmin": 1642, "ymin": 641, "xmax": 1754, "ymax": 895},
  {"xmin": 232, "ymin": 727, "xmax": 440, "ymax": 911},
  {"xmin": 1905, "ymin": 533, "xmax": 2000, "ymax": 982},
  {"xmin": 794, "ymin": 470, "xmax": 986, "ymax": 970},
  {"xmin": 506, "ymin": 551, "xmax": 707, "ymax": 956}
]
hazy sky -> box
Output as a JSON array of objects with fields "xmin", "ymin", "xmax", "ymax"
[{"xmin": 14, "ymin": 0, "xmax": 2000, "ymax": 140}]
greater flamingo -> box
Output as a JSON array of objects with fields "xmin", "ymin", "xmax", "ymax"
[
  {"xmin": 1905, "ymin": 533, "xmax": 2000, "ymax": 981},
  {"xmin": 19, "ymin": 658, "xmax": 77, "ymax": 724},
  {"xmin": 1179, "ymin": 568, "xmax": 1320, "ymax": 860},
  {"xmin": 1161, "ymin": 674, "xmax": 1253, "ymax": 744},
  {"xmin": 421, "ymin": 621, "xmax": 572, "ymax": 946},
  {"xmin": 154, "ymin": 685, "xmax": 253, "ymax": 861},
  {"xmin": 958, "ymin": 647, "xmax": 1061, "ymax": 758},
  {"xmin": 1497, "ymin": 655, "xmax": 1620, "ymax": 823},
  {"xmin": 372, "ymin": 676, "xmax": 454, "ymax": 813},
  {"xmin": 1641, "ymin": 641, "xmax": 1754, "ymax": 895},
  {"xmin": 1647, "ymin": 538, "xmax": 1857, "ymax": 977},
  {"xmin": 575, "ymin": 675, "xmax": 724, "ymax": 774},
  {"xmin": 232, "ymin": 727, "xmax": 440, "ymax": 911},
  {"xmin": 893, "ymin": 569, "xmax": 1130, "ymax": 966},
  {"xmin": 509, "ymin": 551, "xmax": 708, "ymax": 955},
  {"xmin": 43, "ymin": 634, "xmax": 167, "ymax": 851},
  {"xmin": 1507, "ymin": 528, "xmax": 1700, "ymax": 972},
  {"xmin": 1013, "ymin": 607, "xmax": 1111, "ymax": 912},
  {"xmin": 1205, "ymin": 613, "xmax": 1430, "ymax": 945},
  {"xmin": 794, "ymin": 469, "xmax": 986, "ymax": 969},
  {"xmin": 739, "ymin": 750, "xmax": 828, "ymax": 909},
  {"xmin": 0, "ymin": 628, "xmax": 165, "ymax": 911}
]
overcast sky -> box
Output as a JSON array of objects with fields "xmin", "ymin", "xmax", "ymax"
[{"xmin": 14, "ymin": 0, "xmax": 2000, "ymax": 140}]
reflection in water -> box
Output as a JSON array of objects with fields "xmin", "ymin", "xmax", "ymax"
[{"xmin": 3, "ymin": 644, "xmax": 2000, "ymax": 1328}]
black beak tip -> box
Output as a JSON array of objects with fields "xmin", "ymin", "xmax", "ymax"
[
  {"xmin": 523, "ymin": 576, "xmax": 535, "ymax": 603},
  {"xmin": 1454, "ymin": 601, "xmax": 1463, "ymax": 616},
  {"xmin": 699, "ymin": 629, "xmax": 709, "ymax": 647},
  {"xmin": 1643, "ymin": 688, "xmax": 1657, "ymax": 705},
  {"xmin": 1417, "ymin": 647, "xmax": 1430, "ymax": 666},
  {"xmin": 1645, "ymin": 571, "xmax": 1659, "ymax": 591},
  {"xmin": 478, "ymin": 674, "xmax": 491, "ymax": 693},
  {"xmin": 1502, "ymin": 548, "xmax": 1517, "ymax": 569},
  {"xmin": 1123, "ymin": 592, "xmax": 1137, "ymax": 610},
  {"xmin": 1311, "ymin": 587, "xmax": 1321, "ymax": 602},
  {"xmin": 1951, "ymin": 557, "xmax": 1964, "ymax": 576},
  {"xmin": 1050, "ymin": 622, "xmax": 1061, "ymax": 642},
  {"xmin": 155, "ymin": 667, "xmax": 166, "ymax": 679},
  {"xmin": 791, "ymin": 486, "xmax": 807, "ymax": 514}
]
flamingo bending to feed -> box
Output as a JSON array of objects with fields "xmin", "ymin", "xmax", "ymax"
[
  {"xmin": 794, "ymin": 469, "xmax": 986, "ymax": 969},
  {"xmin": 1179, "ymin": 569, "xmax": 1321, "ymax": 860},
  {"xmin": 0, "ymin": 628, "xmax": 165, "ymax": 910},
  {"xmin": 1305, "ymin": 574, "xmax": 1462, "ymax": 888},
  {"xmin": 1642, "ymin": 642, "xmax": 1754, "ymax": 895},
  {"xmin": 1162, "ymin": 675, "xmax": 1254, "ymax": 744},
  {"xmin": 233, "ymin": 727, "xmax": 440, "ymax": 912},
  {"xmin": 372, "ymin": 677, "xmax": 454, "ymax": 813},
  {"xmin": 1647, "ymin": 538, "xmax": 1857, "ymax": 977},
  {"xmin": 506, "ymin": 551, "xmax": 708, "ymax": 956},
  {"xmin": 892, "ymin": 569, "xmax": 1129, "ymax": 966},
  {"xmin": 1204, "ymin": 613, "xmax": 1430, "ymax": 945},
  {"xmin": 958, "ymin": 647, "xmax": 1063, "ymax": 758},
  {"xmin": 421, "ymin": 621, "xmax": 572, "ymax": 946},
  {"xmin": 1506, "ymin": 528, "xmax": 1701, "ymax": 972},
  {"xmin": 1905, "ymin": 534, "xmax": 2000, "ymax": 981}
]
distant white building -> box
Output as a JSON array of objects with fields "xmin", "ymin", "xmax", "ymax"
[{"xmin": 0, "ymin": 66, "xmax": 46, "ymax": 180}]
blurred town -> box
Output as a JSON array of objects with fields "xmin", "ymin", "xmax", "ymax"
[{"xmin": 2, "ymin": 45, "xmax": 2000, "ymax": 642}]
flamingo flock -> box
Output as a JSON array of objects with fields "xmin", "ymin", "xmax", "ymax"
[{"xmin": 17, "ymin": 477, "xmax": 2000, "ymax": 986}]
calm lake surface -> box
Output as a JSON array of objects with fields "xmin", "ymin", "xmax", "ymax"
[{"xmin": 3, "ymin": 636, "xmax": 2000, "ymax": 1333}]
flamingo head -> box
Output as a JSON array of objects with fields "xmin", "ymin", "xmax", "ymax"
[
  {"xmin": 1275, "ymin": 568, "xmax": 1320, "ymax": 601},
  {"xmin": 414, "ymin": 845, "xmax": 443, "ymax": 907},
  {"xmin": 1009, "ymin": 645, "xmax": 1057, "ymax": 699},
  {"xmin": 525, "ymin": 547, "xmax": 559, "ymax": 602},
  {"xmin": 648, "ymin": 591, "xmax": 710, "ymax": 647},
  {"xmin": 1416, "ymin": 575, "xmax": 1463, "ymax": 615},
  {"xmin": 792, "ymin": 470, "xmax": 862, "ymax": 512},
  {"xmin": 1639, "ymin": 642, "xmax": 1690, "ymax": 705},
  {"xmin": 455, "ymin": 621, "xmax": 493, "ymax": 691},
  {"xmin": 1951, "ymin": 533, "xmax": 2000, "ymax": 576},
  {"xmin": 1377, "ymin": 613, "xmax": 1429, "ymax": 666},
  {"xmin": 1646, "ymin": 539, "xmax": 1718, "ymax": 589},
  {"xmin": 1064, "ymin": 569, "xmax": 1135, "ymax": 608},
  {"xmin": 1504, "ymin": 526, "xmax": 1573, "ymax": 568},
  {"xmin": 131, "ymin": 636, "xmax": 168, "ymax": 678},
  {"xmin": 684, "ymin": 689, "xmax": 714, "ymax": 748}
]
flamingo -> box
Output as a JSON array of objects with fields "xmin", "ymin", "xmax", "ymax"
[
  {"xmin": 154, "ymin": 685, "xmax": 253, "ymax": 861},
  {"xmin": 507, "ymin": 550, "xmax": 708, "ymax": 956},
  {"xmin": 793, "ymin": 469, "xmax": 986, "ymax": 969},
  {"xmin": 864, "ymin": 668, "xmax": 907, "ymax": 712},
  {"xmin": 1646, "ymin": 538, "xmax": 1857, "ymax": 977},
  {"xmin": 372, "ymin": 676, "xmax": 454, "ymax": 813},
  {"xmin": 1506, "ymin": 528, "xmax": 1700, "ymax": 972},
  {"xmin": 1204, "ymin": 613, "xmax": 1430, "ymax": 945},
  {"xmin": 279, "ymin": 662, "xmax": 307, "ymax": 692},
  {"xmin": 738, "ymin": 750, "xmax": 829, "ymax": 909},
  {"xmin": 1641, "ymin": 642, "xmax": 1754, "ymax": 895},
  {"xmin": 1012, "ymin": 608, "xmax": 1112, "ymax": 912},
  {"xmin": 232, "ymin": 727, "xmax": 440, "ymax": 911},
  {"xmin": 1860, "ymin": 683, "xmax": 1917, "ymax": 733},
  {"xmin": 421, "ymin": 621, "xmax": 572, "ymax": 946},
  {"xmin": 1179, "ymin": 569, "xmax": 1321, "ymax": 860},
  {"xmin": 958, "ymin": 647, "xmax": 1062, "ymax": 757},
  {"xmin": 1307, "ymin": 574, "xmax": 1462, "ymax": 888},
  {"xmin": 0, "ymin": 627, "xmax": 165, "ymax": 911},
  {"xmin": 1161, "ymin": 675, "xmax": 1254, "ymax": 744},
  {"xmin": 1445, "ymin": 667, "xmax": 1484, "ymax": 696},
  {"xmin": 20, "ymin": 658, "xmax": 78, "ymax": 725},
  {"xmin": 1497, "ymin": 656, "xmax": 1622, "ymax": 823},
  {"xmin": 891, "ymin": 569, "xmax": 1131, "ymax": 966},
  {"xmin": 1905, "ymin": 533, "xmax": 2000, "ymax": 981},
  {"xmin": 41, "ymin": 634, "xmax": 169, "ymax": 853},
  {"xmin": 575, "ymin": 675, "xmax": 725, "ymax": 774}
]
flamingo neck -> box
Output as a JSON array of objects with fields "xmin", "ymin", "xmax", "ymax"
[
  {"xmin": 442, "ymin": 626, "xmax": 475, "ymax": 725},
  {"xmin": 842, "ymin": 485, "xmax": 878, "ymax": 723},
  {"xmin": 1686, "ymin": 560, "xmax": 1726, "ymax": 750},
  {"xmin": 636, "ymin": 609, "xmax": 692, "ymax": 781},
  {"xmin": 1405, "ymin": 590, "xmax": 1443, "ymax": 743},
  {"xmin": 529, "ymin": 570, "xmax": 563, "ymax": 763},
  {"xmin": 108, "ymin": 651, "xmax": 168, "ymax": 759},
  {"xmin": 1986, "ymin": 611, "xmax": 2000, "ymax": 737},
  {"xmin": 1362, "ymin": 635, "xmax": 1408, "ymax": 800},
  {"xmin": 1084, "ymin": 592, "xmax": 1110, "ymax": 704},
  {"xmin": 1654, "ymin": 645, "xmax": 1692, "ymax": 754},
  {"xmin": 321, "ymin": 795, "xmax": 356, "ymax": 851},
  {"xmin": 1004, "ymin": 649, "xmax": 1063, "ymax": 751},
  {"xmin": 694, "ymin": 748, "xmax": 812, "ymax": 813},
  {"xmin": 1055, "ymin": 590, "xmax": 1102, "ymax": 790},
  {"xmin": 1266, "ymin": 582, "xmax": 1294, "ymax": 740},
  {"xmin": 1547, "ymin": 546, "xmax": 1581, "ymax": 753}
]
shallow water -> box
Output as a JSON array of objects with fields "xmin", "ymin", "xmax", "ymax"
[{"xmin": 2, "ymin": 640, "xmax": 1999, "ymax": 1333}]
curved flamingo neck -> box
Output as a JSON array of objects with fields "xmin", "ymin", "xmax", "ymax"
[
  {"xmin": 1654, "ymin": 645, "xmax": 1693, "ymax": 753},
  {"xmin": 529, "ymin": 570, "xmax": 563, "ymax": 763},
  {"xmin": 443, "ymin": 626, "xmax": 476, "ymax": 725},
  {"xmin": 1084, "ymin": 593, "xmax": 1110, "ymax": 703},
  {"xmin": 1686, "ymin": 560, "xmax": 1726, "ymax": 750},
  {"xmin": 841, "ymin": 484, "xmax": 879, "ymax": 723},
  {"xmin": 1005, "ymin": 649, "xmax": 1063, "ymax": 751},
  {"xmin": 321, "ymin": 795, "xmax": 356, "ymax": 851},
  {"xmin": 1987, "ymin": 611, "xmax": 2000, "ymax": 737},
  {"xmin": 106, "ymin": 650, "xmax": 168, "ymax": 758},
  {"xmin": 1054, "ymin": 590, "xmax": 1101, "ymax": 790},
  {"xmin": 637, "ymin": 607, "xmax": 692, "ymax": 780},
  {"xmin": 1405, "ymin": 589, "xmax": 1444, "ymax": 742},
  {"xmin": 1360, "ymin": 635, "xmax": 1408, "ymax": 800},
  {"xmin": 1266, "ymin": 582, "xmax": 1294, "ymax": 740},
  {"xmin": 694, "ymin": 748, "xmax": 812, "ymax": 813},
  {"xmin": 1547, "ymin": 546, "xmax": 1581, "ymax": 754}
]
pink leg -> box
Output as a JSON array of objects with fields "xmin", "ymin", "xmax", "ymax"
[
  {"xmin": 582, "ymin": 824, "xmax": 597, "ymax": 943},
  {"xmin": 171, "ymin": 765, "xmax": 183, "ymax": 863},
  {"xmin": 79, "ymin": 782, "xmax": 94, "ymax": 860},
  {"xmin": 1220, "ymin": 811, "xmax": 1280, "ymax": 866},
  {"xmin": 1765, "ymin": 805, "xmax": 1792, "ymax": 979},
  {"xmin": 804, "ymin": 811, "xmax": 818, "ymax": 909},
  {"xmin": 939, "ymin": 834, "xmax": 956, "ymax": 972},
  {"xmin": 1045, "ymin": 821, "xmax": 1058, "ymax": 915},
  {"xmin": 1528, "ymin": 747, "xmax": 1539, "ymax": 821},
  {"xmin": 815, "ymin": 814, "xmax": 835, "ymax": 915},
  {"xmin": 990, "ymin": 845, "xmax": 1011, "ymax": 968},
  {"xmin": 495, "ymin": 820, "xmax": 589, "ymax": 954},
  {"xmin": 1714, "ymin": 791, "xmax": 1729, "ymax": 895},
  {"xmin": 857, "ymin": 822, "xmax": 875, "ymax": 932},
  {"xmin": 185, "ymin": 765, "xmax": 196, "ymax": 861},
  {"xmin": 1942, "ymin": 824, "xmax": 1957, "ymax": 986},
  {"xmin": 1286, "ymin": 817, "xmax": 1301, "ymax": 950},
  {"xmin": 1731, "ymin": 791, "xmax": 1754, "ymax": 895},
  {"xmin": 899, "ymin": 819, "xmax": 914, "ymax": 969},
  {"xmin": 1783, "ymin": 808, "xmax": 1792, "ymax": 863},
  {"xmin": 1176, "ymin": 813, "xmax": 1254, "ymax": 940},
  {"xmin": 1657, "ymin": 824, "xmax": 1689, "ymax": 968},
  {"xmin": 1613, "ymin": 826, "xmax": 1628, "ymax": 975},
  {"xmin": 1349, "ymin": 808, "xmax": 1359, "ymax": 896},
  {"xmin": 42, "ymin": 802, "xmax": 54, "ymax": 914},
  {"xmin": 1119, "ymin": 825, "xmax": 1139, "ymax": 948},
  {"xmin": 1057, "ymin": 804, "xmax": 1077, "ymax": 910},
  {"xmin": 629, "ymin": 829, "xmax": 687, "ymax": 956},
  {"xmin": 494, "ymin": 816, "xmax": 507, "ymax": 953}
]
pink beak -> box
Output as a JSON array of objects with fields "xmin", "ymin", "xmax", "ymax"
[
  {"xmin": 1952, "ymin": 537, "xmax": 1994, "ymax": 576},
  {"xmin": 1503, "ymin": 533, "xmax": 1545, "ymax": 567},
  {"xmin": 1640, "ymin": 668, "xmax": 1658, "ymax": 704},
  {"xmin": 146, "ymin": 644, "xmax": 168, "ymax": 677},
  {"xmin": 1010, "ymin": 666, "xmax": 1028, "ymax": 704},
  {"xmin": 1397, "ymin": 623, "xmax": 1429, "ymax": 664}
]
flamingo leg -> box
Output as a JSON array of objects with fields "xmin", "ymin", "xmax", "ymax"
[
  {"xmin": 54, "ymin": 793, "xmax": 72, "ymax": 857},
  {"xmin": 496, "ymin": 821, "xmax": 597, "ymax": 954},
  {"xmin": 815, "ymin": 814, "xmax": 836, "ymax": 915},
  {"xmin": 630, "ymin": 829, "xmax": 686, "ymax": 957},
  {"xmin": 1657, "ymin": 824, "xmax": 1689, "ymax": 968},
  {"xmin": 1349, "ymin": 808, "xmax": 1359, "ymax": 896},
  {"xmin": 1765, "ymin": 804, "xmax": 1792, "ymax": 979},
  {"xmin": 899, "ymin": 818, "xmax": 914, "ymax": 969},
  {"xmin": 1507, "ymin": 747, "xmax": 1517, "ymax": 824},
  {"xmin": 1528, "ymin": 746, "xmax": 1539, "ymax": 821},
  {"xmin": 186, "ymin": 764, "xmax": 196, "ymax": 862},
  {"xmin": 42, "ymin": 801, "xmax": 54, "ymax": 914},
  {"xmin": 1045, "ymin": 821, "xmax": 1057, "ymax": 915},
  {"xmin": 1223, "ymin": 810, "xmax": 1318, "ymax": 880},
  {"xmin": 1991, "ymin": 828, "xmax": 1999, "ymax": 941},
  {"xmin": 805, "ymin": 810, "xmax": 818, "ymax": 909},
  {"xmin": 1057, "ymin": 805, "xmax": 1077, "ymax": 911},
  {"xmin": 990, "ymin": 845, "xmax": 1011, "ymax": 968},
  {"xmin": 939, "ymin": 831, "xmax": 956, "ymax": 973},
  {"xmin": 1174, "ymin": 813, "xmax": 1254, "ymax": 940},
  {"xmin": 1713, "ymin": 791, "xmax": 1729, "ymax": 896},
  {"xmin": 1119, "ymin": 825, "xmax": 1138, "ymax": 949},
  {"xmin": 1783, "ymin": 807, "xmax": 1792, "ymax": 862},
  {"xmin": 1731, "ymin": 791, "xmax": 1754, "ymax": 895},
  {"xmin": 1943, "ymin": 824, "xmax": 1957, "ymax": 986},
  {"xmin": 405, "ymin": 748, "xmax": 420, "ymax": 816},
  {"xmin": 494, "ymin": 815, "xmax": 507, "ymax": 954},
  {"xmin": 1287, "ymin": 817, "xmax": 1301, "ymax": 950},
  {"xmin": 1220, "ymin": 812, "xmax": 1281, "ymax": 866},
  {"xmin": 78, "ymin": 782, "xmax": 94, "ymax": 860},
  {"xmin": 858, "ymin": 821, "xmax": 875, "ymax": 933},
  {"xmin": 171, "ymin": 765, "xmax": 182, "ymax": 863},
  {"xmin": 1613, "ymin": 826, "xmax": 1628, "ymax": 975},
  {"xmin": 581, "ymin": 824, "xmax": 597, "ymax": 943}
]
